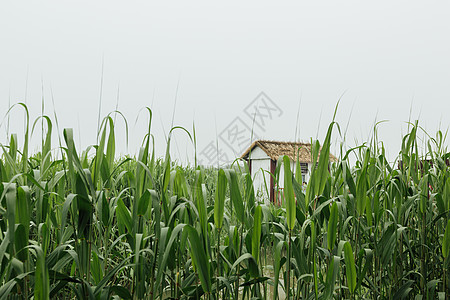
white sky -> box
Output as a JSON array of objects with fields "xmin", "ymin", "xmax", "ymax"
[{"xmin": 1, "ymin": 1, "xmax": 449, "ymax": 165}]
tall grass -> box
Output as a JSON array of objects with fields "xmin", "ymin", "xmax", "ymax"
[{"xmin": 0, "ymin": 103, "xmax": 449, "ymax": 299}]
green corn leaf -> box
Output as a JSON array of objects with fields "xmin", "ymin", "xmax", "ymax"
[
  {"xmin": 14, "ymin": 224, "xmax": 28, "ymax": 262},
  {"xmin": 91, "ymin": 251, "xmax": 102, "ymax": 284},
  {"xmin": 356, "ymin": 249, "xmax": 373, "ymax": 291},
  {"xmin": 94, "ymin": 118, "xmax": 107, "ymax": 188},
  {"xmin": 230, "ymin": 252, "xmax": 259, "ymax": 277},
  {"xmin": 273, "ymin": 240, "xmax": 285, "ymax": 300},
  {"xmin": 98, "ymin": 191, "xmax": 110, "ymax": 226},
  {"xmin": 32, "ymin": 245, "xmax": 50, "ymax": 300},
  {"xmin": 75, "ymin": 172, "xmax": 92, "ymax": 239},
  {"xmin": 419, "ymin": 175, "xmax": 429, "ymax": 215},
  {"xmin": 342, "ymin": 161, "xmax": 356, "ymax": 197},
  {"xmin": 324, "ymin": 255, "xmax": 340, "ymax": 299},
  {"xmin": 195, "ymin": 171, "xmax": 208, "ymax": 238},
  {"xmin": 356, "ymin": 168, "xmax": 367, "ymax": 216},
  {"xmin": 214, "ymin": 169, "xmax": 227, "ymax": 229},
  {"xmin": 155, "ymin": 224, "xmax": 186, "ymax": 290},
  {"xmin": 6, "ymin": 103, "xmax": 31, "ymax": 182},
  {"xmin": 93, "ymin": 259, "xmax": 130, "ymax": 297},
  {"xmin": 252, "ymin": 205, "xmax": 262, "ymax": 266},
  {"xmin": 443, "ymin": 219, "xmax": 450, "ymax": 259},
  {"xmin": 5, "ymin": 183, "xmax": 16, "ymax": 252},
  {"xmin": 109, "ymin": 286, "xmax": 132, "ymax": 300},
  {"xmin": 105, "ymin": 117, "xmax": 115, "ymax": 171},
  {"xmin": 16, "ymin": 186, "xmax": 30, "ymax": 238},
  {"xmin": 283, "ymin": 156, "xmax": 296, "ymax": 230},
  {"xmin": 443, "ymin": 177, "xmax": 450, "ymax": 212},
  {"xmin": 365, "ymin": 195, "xmax": 373, "ymax": 228},
  {"xmin": 327, "ymin": 201, "xmax": 338, "ymax": 251},
  {"xmin": 292, "ymin": 176, "xmax": 307, "ymax": 214},
  {"xmin": 9, "ymin": 133, "xmax": 18, "ymax": 161},
  {"xmin": 116, "ymin": 198, "xmax": 132, "ymax": 234},
  {"xmin": 344, "ymin": 241, "xmax": 356, "ymax": 294},
  {"xmin": 31, "ymin": 115, "xmax": 53, "ymax": 175},
  {"xmin": 226, "ymin": 169, "xmax": 245, "ymax": 225},
  {"xmin": 137, "ymin": 189, "xmax": 151, "ymax": 217},
  {"xmin": 392, "ymin": 281, "xmax": 414, "ymax": 300},
  {"xmin": 314, "ymin": 122, "xmax": 334, "ymax": 197},
  {"xmin": 63, "ymin": 128, "xmax": 78, "ymax": 189},
  {"xmin": 184, "ymin": 225, "xmax": 211, "ymax": 293}
]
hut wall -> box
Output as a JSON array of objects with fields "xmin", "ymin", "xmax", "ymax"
[{"xmin": 249, "ymin": 147, "xmax": 271, "ymax": 204}]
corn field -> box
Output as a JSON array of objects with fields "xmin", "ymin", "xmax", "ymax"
[{"xmin": 0, "ymin": 103, "xmax": 449, "ymax": 299}]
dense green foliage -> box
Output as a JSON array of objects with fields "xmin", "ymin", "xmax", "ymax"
[{"xmin": 0, "ymin": 104, "xmax": 449, "ymax": 299}]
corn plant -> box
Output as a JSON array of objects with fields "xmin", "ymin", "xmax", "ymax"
[{"xmin": 0, "ymin": 103, "xmax": 449, "ymax": 299}]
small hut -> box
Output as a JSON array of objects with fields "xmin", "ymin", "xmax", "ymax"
[{"xmin": 240, "ymin": 140, "xmax": 338, "ymax": 204}]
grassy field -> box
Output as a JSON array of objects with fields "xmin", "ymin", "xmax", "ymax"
[{"xmin": 0, "ymin": 103, "xmax": 449, "ymax": 299}]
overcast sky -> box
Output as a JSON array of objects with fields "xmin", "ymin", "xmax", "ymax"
[{"xmin": 1, "ymin": 1, "xmax": 449, "ymax": 165}]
